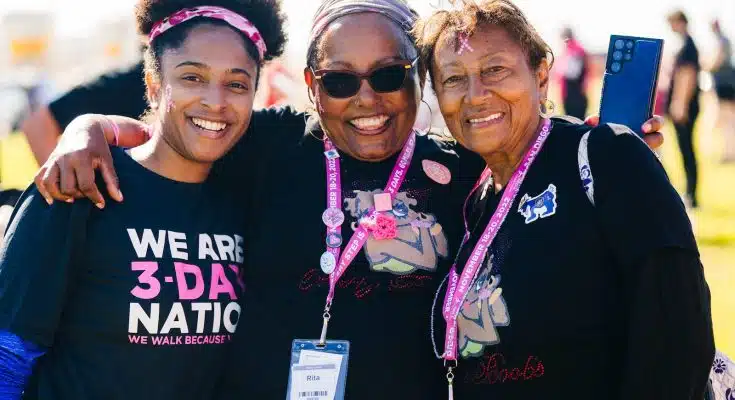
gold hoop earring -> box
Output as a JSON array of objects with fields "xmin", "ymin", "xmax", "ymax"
[{"xmin": 539, "ymin": 99, "xmax": 555, "ymax": 118}]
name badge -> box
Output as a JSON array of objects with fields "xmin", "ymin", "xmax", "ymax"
[{"xmin": 288, "ymin": 339, "xmax": 350, "ymax": 400}]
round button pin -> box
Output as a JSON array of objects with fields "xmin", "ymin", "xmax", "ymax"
[
  {"xmin": 322, "ymin": 207, "xmax": 345, "ymax": 228},
  {"xmin": 320, "ymin": 251, "xmax": 337, "ymax": 274},
  {"xmin": 422, "ymin": 160, "xmax": 452, "ymax": 185},
  {"xmin": 326, "ymin": 232, "xmax": 343, "ymax": 248}
]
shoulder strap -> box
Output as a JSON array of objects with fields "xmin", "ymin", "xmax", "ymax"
[{"xmin": 577, "ymin": 130, "xmax": 595, "ymax": 206}]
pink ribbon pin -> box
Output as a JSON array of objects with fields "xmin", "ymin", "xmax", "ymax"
[{"xmin": 457, "ymin": 32, "xmax": 474, "ymax": 55}]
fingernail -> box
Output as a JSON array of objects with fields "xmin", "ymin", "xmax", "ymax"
[
  {"xmin": 643, "ymin": 123, "xmax": 651, "ymax": 132},
  {"xmin": 96, "ymin": 202, "xmax": 105, "ymax": 209},
  {"xmin": 45, "ymin": 198, "xmax": 53, "ymax": 206},
  {"xmin": 117, "ymin": 189, "xmax": 124, "ymax": 201}
]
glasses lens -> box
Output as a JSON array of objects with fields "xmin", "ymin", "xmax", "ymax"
[
  {"xmin": 369, "ymin": 65, "xmax": 408, "ymax": 93},
  {"xmin": 321, "ymin": 72, "xmax": 360, "ymax": 98}
]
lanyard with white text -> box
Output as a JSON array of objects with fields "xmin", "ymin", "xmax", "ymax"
[
  {"xmin": 318, "ymin": 131, "xmax": 417, "ymax": 345},
  {"xmin": 440, "ymin": 118, "xmax": 551, "ymax": 398}
]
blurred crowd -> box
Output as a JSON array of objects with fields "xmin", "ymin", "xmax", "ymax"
[
  {"xmin": 2, "ymin": 8, "xmax": 735, "ymax": 238},
  {"xmin": 0, "ymin": 4, "xmax": 730, "ymax": 225}
]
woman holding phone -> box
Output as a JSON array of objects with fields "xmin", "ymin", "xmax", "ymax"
[{"xmin": 414, "ymin": 0, "xmax": 714, "ymax": 397}]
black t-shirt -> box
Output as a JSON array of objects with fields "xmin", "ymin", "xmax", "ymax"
[
  {"xmin": 48, "ymin": 62, "xmax": 147, "ymax": 130},
  {"xmin": 668, "ymin": 35, "xmax": 701, "ymax": 112},
  {"xmin": 0, "ymin": 148, "xmax": 246, "ymax": 399},
  {"xmin": 216, "ymin": 108, "xmax": 485, "ymax": 399},
  {"xmin": 444, "ymin": 119, "xmax": 700, "ymax": 399}
]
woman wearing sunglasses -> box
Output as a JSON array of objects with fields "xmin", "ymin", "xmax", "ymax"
[{"xmin": 34, "ymin": 0, "xmax": 666, "ymax": 398}]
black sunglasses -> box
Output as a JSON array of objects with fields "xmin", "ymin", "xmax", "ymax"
[{"xmin": 312, "ymin": 58, "xmax": 418, "ymax": 99}]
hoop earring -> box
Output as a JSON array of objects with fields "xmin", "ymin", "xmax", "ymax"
[
  {"xmin": 539, "ymin": 98, "xmax": 555, "ymax": 118},
  {"xmin": 313, "ymin": 85, "xmax": 325, "ymax": 113},
  {"xmin": 418, "ymin": 99, "xmax": 434, "ymax": 133},
  {"xmin": 306, "ymin": 126, "xmax": 327, "ymax": 142}
]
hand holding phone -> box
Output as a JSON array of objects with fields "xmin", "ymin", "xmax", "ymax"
[{"xmin": 598, "ymin": 35, "xmax": 664, "ymax": 136}]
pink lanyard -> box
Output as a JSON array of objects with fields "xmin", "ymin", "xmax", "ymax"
[
  {"xmin": 440, "ymin": 118, "xmax": 551, "ymax": 397},
  {"xmin": 318, "ymin": 131, "xmax": 417, "ymax": 344}
]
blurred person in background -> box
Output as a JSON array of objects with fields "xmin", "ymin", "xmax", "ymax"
[
  {"xmin": 21, "ymin": 60, "xmax": 147, "ymax": 166},
  {"xmin": 555, "ymin": 26, "xmax": 588, "ymax": 119},
  {"xmin": 667, "ymin": 10, "xmax": 701, "ymax": 209},
  {"xmin": 258, "ymin": 61, "xmax": 301, "ymax": 108},
  {"xmin": 709, "ymin": 20, "xmax": 735, "ymax": 163}
]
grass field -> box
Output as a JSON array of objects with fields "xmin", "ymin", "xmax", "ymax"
[
  {"xmin": 656, "ymin": 97, "xmax": 735, "ymax": 357},
  {"xmin": 1, "ymin": 103, "xmax": 733, "ymax": 355}
]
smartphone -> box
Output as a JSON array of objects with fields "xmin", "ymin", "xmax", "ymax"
[{"xmin": 598, "ymin": 35, "xmax": 664, "ymax": 136}]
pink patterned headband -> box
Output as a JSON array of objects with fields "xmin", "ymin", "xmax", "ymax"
[{"xmin": 148, "ymin": 6, "xmax": 267, "ymax": 60}]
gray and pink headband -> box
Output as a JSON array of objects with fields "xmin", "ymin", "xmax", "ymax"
[
  {"xmin": 149, "ymin": 6, "xmax": 267, "ymax": 60},
  {"xmin": 309, "ymin": 0, "xmax": 418, "ymax": 46}
]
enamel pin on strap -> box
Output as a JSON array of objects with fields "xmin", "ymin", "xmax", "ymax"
[
  {"xmin": 318, "ymin": 131, "xmax": 417, "ymax": 345},
  {"xmin": 440, "ymin": 119, "xmax": 551, "ymax": 398}
]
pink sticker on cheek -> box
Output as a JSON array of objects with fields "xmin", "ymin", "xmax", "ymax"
[
  {"xmin": 165, "ymin": 84, "xmax": 174, "ymax": 112},
  {"xmin": 422, "ymin": 159, "xmax": 452, "ymax": 185}
]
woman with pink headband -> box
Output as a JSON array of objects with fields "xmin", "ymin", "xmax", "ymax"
[
  {"xmin": 33, "ymin": 0, "xmax": 667, "ymax": 398},
  {"xmin": 0, "ymin": 0, "xmax": 285, "ymax": 398}
]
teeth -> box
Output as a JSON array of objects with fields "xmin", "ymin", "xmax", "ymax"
[
  {"xmin": 192, "ymin": 117, "xmax": 227, "ymax": 132},
  {"xmin": 350, "ymin": 115, "xmax": 389, "ymax": 130},
  {"xmin": 469, "ymin": 113, "xmax": 503, "ymax": 124}
]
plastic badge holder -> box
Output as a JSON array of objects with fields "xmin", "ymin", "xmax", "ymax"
[{"xmin": 287, "ymin": 339, "xmax": 350, "ymax": 400}]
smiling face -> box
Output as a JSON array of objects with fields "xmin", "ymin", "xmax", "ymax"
[
  {"xmin": 431, "ymin": 24, "xmax": 549, "ymax": 159},
  {"xmin": 147, "ymin": 23, "xmax": 257, "ymax": 164},
  {"xmin": 305, "ymin": 13, "xmax": 421, "ymax": 162}
]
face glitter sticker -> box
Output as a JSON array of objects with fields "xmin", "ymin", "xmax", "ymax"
[
  {"xmin": 165, "ymin": 84, "xmax": 174, "ymax": 112},
  {"xmin": 457, "ymin": 31, "xmax": 474, "ymax": 55}
]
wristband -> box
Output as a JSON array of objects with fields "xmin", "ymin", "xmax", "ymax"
[{"xmin": 100, "ymin": 116, "xmax": 121, "ymax": 146}]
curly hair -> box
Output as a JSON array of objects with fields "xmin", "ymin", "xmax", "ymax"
[
  {"xmin": 136, "ymin": 0, "xmax": 287, "ymax": 85},
  {"xmin": 413, "ymin": 0, "xmax": 553, "ymax": 89}
]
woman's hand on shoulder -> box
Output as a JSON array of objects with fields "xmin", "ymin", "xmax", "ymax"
[
  {"xmin": 34, "ymin": 114, "xmax": 149, "ymax": 208},
  {"xmin": 584, "ymin": 115, "xmax": 665, "ymax": 149}
]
